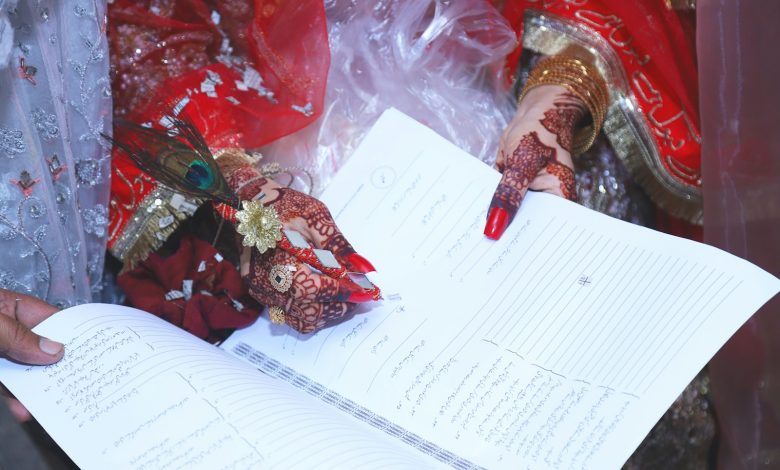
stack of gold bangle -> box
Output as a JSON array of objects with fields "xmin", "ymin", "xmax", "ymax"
[{"xmin": 519, "ymin": 54, "xmax": 609, "ymax": 155}]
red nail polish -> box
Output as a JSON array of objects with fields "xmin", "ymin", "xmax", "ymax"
[
  {"xmin": 346, "ymin": 253, "xmax": 376, "ymax": 273},
  {"xmin": 348, "ymin": 289, "xmax": 377, "ymax": 303},
  {"xmin": 484, "ymin": 207, "xmax": 509, "ymax": 240}
]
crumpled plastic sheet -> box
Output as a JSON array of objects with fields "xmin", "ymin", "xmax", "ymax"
[{"xmin": 263, "ymin": 0, "xmax": 518, "ymax": 195}]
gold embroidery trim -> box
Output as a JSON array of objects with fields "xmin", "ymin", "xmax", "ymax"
[{"xmin": 109, "ymin": 187, "xmax": 202, "ymax": 269}]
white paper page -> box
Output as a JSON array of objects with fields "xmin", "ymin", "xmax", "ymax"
[
  {"xmin": 223, "ymin": 109, "xmax": 780, "ymax": 469},
  {"xmin": 0, "ymin": 304, "xmax": 445, "ymax": 470}
]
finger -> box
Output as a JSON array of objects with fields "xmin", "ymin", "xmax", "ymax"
[
  {"xmin": 286, "ymin": 301, "xmax": 355, "ymax": 334},
  {"xmin": 309, "ymin": 222, "xmax": 376, "ymax": 274},
  {"xmin": 0, "ymin": 290, "xmax": 58, "ymax": 328},
  {"xmin": 496, "ymin": 148, "xmax": 507, "ymax": 173},
  {"xmin": 484, "ymin": 131, "xmax": 554, "ymax": 240},
  {"xmin": 295, "ymin": 198, "xmax": 378, "ymax": 273},
  {"xmin": 246, "ymin": 249, "xmax": 297, "ymax": 309},
  {"xmin": 0, "ymin": 314, "xmax": 63, "ymax": 365},
  {"xmin": 4, "ymin": 397, "xmax": 31, "ymax": 422},
  {"xmin": 261, "ymin": 250, "xmax": 374, "ymax": 304},
  {"xmin": 276, "ymin": 230, "xmax": 347, "ymax": 279},
  {"xmin": 542, "ymin": 161, "xmax": 577, "ymax": 201},
  {"xmin": 306, "ymin": 273, "xmax": 378, "ymax": 303},
  {"xmin": 299, "ymin": 201, "xmax": 356, "ymax": 257},
  {"xmin": 279, "ymin": 225, "xmax": 376, "ymax": 277},
  {"xmin": 341, "ymin": 253, "xmax": 376, "ymax": 274},
  {"xmin": 272, "ymin": 188, "xmax": 376, "ymax": 275}
]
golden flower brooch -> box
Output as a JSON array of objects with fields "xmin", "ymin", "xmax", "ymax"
[{"xmin": 235, "ymin": 200, "xmax": 283, "ymax": 254}]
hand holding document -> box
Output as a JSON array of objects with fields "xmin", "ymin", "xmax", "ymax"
[
  {"xmin": 0, "ymin": 109, "xmax": 777, "ymax": 469},
  {"xmin": 224, "ymin": 109, "xmax": 780, "ymax": 468}
]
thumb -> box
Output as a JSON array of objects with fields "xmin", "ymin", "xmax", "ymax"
[{"xmin": 0, "ymin": 315, "xmax": 63, "ymax": 365}]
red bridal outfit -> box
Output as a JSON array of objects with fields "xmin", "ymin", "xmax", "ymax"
[
  {"xmin": 108, "ymin": 0, "xmax": 329, "ymax": 266},
  {"xmin": 106, "ymin": 0, "xmax": 330, "ymax": 337},
  {"xmin": 493, "ymin": 0, "xmax": 713, "ymax": 466}
]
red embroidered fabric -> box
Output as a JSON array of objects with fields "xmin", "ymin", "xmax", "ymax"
[
  {"xmin": 118, "ymin": 235, "xmax": 261, "ymax": 342},
  {"xmin": 107, "ymin": 0, "xmax": 330, "ymax": 251}
]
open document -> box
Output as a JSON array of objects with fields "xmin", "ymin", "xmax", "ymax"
[{"xmin": 0, "ymin": 109, "xmax": 777, "ymax": 469}]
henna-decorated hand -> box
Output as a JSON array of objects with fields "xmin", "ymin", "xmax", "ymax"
[
  {"xmin": 246, "ymin": 248, "xmax": 374, "ymax": 333},
  {"xmin": 217, "ymin": 152, "xmax": 378, "ymax": 333},
  {"xmin": 484, "ymin": 85, "xmax": 586, "ymax": 240}
]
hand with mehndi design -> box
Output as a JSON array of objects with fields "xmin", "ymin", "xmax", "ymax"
[
  {"xmin": 483, "ymin": 85, "xmax": 586, "ymax": 240},
  {"xmin": 217, "ymin": 152, "xmax": 378, "ymax": 333}
]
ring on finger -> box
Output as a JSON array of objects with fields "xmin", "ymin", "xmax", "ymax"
[
  {"xmin": 268, "ymin": 305, "xmax": 287, "ymax": 325},
  {"xmin": 269, "ymin": 264, "xmax": 296, "ymax": 293}
]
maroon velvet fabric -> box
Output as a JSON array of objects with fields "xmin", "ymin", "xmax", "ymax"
[
  {"xmin": 118, "ymin": 235, "xmax": 261, "ymax": 343},
  {"xmin": 698, "ymin": 1, "xmax": 780, "ymax": 467}
]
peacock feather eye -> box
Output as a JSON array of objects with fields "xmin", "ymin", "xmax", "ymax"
[
  {"xmin": 185, "ymin": 160, "xmax": 215, "ymax": 190},
  {"xmin": 105, "ymin": 116, "xmax": 240, "ymax": 208}
]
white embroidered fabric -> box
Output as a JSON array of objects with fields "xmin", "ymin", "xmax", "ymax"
[{"xmin": 0, "ymin": 0, "xmax": 111, "ymax": 307}]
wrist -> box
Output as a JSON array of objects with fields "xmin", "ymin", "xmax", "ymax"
[
  {"xmin": 519, "ymin": 54, "xmax": 607, "ymax": 155},
  {"xmin": 215, "ymin": 149, "xmax": 276, "ymax": 201},
  {"xmin": 515, "ymin": 85, "xmax": 574, "ymax": 122}
]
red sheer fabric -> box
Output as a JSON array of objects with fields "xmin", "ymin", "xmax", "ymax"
[
  {"xmin": 698, "ymin": 0, "xmax": 780, "ymax": 467},
  {"xmin": 109, "ymin": 0, "xmax": 329, "ymax": 146},
  {"xmin": 118, "ymin": 235, "xmax": 261, "ymax": 343},
  {"xmin": 107, "ymin": 0, "xmax": 330, "ymax": 252}
]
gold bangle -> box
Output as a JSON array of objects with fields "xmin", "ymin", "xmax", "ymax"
[
  {"xmin": 523, "ymin": 57, "xmax": 608, "ymax": 153},
  {"xmin": 522, "ymin": 58, "xmax": 608, "ymax": 127},
  {"xmin": 519, "ymin": 55, "xmax": 609, "ymax": 155}
]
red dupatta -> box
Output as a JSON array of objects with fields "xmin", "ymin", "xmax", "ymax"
[{"xmin": 107, "ymin": 0, "xmax": 330, "ymax": 265}]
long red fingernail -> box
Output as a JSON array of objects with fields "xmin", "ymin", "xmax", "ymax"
[
  {"xmin": 338, "ymin": 277, "xmax": 379, "ymax": 303},
  {"xmin": 484, "ymin": 207, "xmax": 509, "ymax": 240},
  {"xmin": 346, "ymin": 253, "xmax": 376, "ymax": 273},
  {"xmin": 348, "ymin": 289, "xmax": 377, "ymax": 303}
]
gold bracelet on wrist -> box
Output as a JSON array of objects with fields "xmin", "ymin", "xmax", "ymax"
[{"xmin": 519, "ymin": 54, "xmax": 609, "ymax": 155}]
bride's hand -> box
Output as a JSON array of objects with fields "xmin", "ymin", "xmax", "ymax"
[
  {"xmin": 245, "ymin": 246, "xmax": 376, "ymax": 333},
  {"xmin": 218, "ymin": 152, "xmax": 378, "ymax": 333},
  {"xmin": 483, "ymin": 85, "xmax": 586, "ymax": 240}
]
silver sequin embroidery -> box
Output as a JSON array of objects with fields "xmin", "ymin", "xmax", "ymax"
[
  {"xmin": 0, "ymin": 127, "xmax": 26, "ymax": 157},
  {"xmin": 82, "ymin": 205, "xmax": 108, "ymax": 237},
  {"xmin": 76, "ymin": 160, "xmax": 102, "ymax": 186},
  {"xmin": 32, "ymin": 108, "xmax": 60, "ymax": 140}
]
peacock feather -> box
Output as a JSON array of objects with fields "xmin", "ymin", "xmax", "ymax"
[{"xmin": 106, "ymin": 117, "xmax": 239, "ymax": 208}]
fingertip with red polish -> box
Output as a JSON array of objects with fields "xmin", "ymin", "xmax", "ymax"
[
  {"xmin": 346, "ymin": 253, "xmax": 376, "ymax": 273},
  {"xmin": 335, "ymin": 277, "xmax": 380, "ymax": 303},
  {"xmin": 347, "ymin": 289, "xmax": 379, "ymax": 303},
  {"xmin": 484, "ymin": 207, "xmax": 509, "ymax": 240}
]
